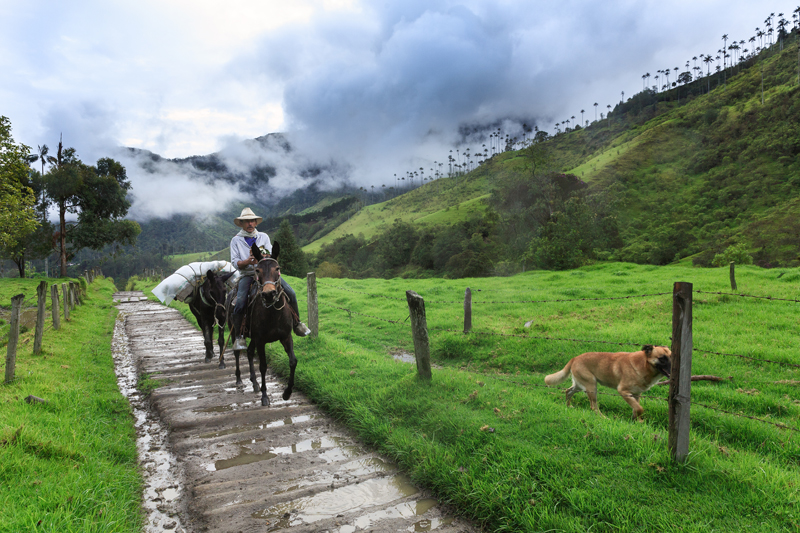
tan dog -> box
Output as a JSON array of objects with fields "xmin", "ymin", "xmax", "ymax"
[{"xmin": 544, "ymin": 345, "xmax": 672, "ymax": 419}]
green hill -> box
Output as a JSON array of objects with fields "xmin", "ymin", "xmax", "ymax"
[{"xmin": 304, "ymin": 32, "xmax": 800, "ymax": 275}]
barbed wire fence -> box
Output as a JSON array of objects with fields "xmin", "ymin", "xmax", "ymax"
[{"xmin": 308, "ymin": 273, "xmax": 800, "ymax": 456}]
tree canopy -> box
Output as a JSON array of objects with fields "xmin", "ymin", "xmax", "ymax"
[
  {"xmin": 0, "ymin": 116, "xmax": 38, "ymax": 252},
  {"xmin": 44, "ymin": 140, "xmax": 140, "ymax": 276}
]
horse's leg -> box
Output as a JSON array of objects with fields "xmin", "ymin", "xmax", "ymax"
[
  {"xmin": 190, "ymin": 306, "xmax": 214, "ymax": 363},
  {"xmin": 279, "ymin": 336, "xmax": 297, "ymax": 401},
  {"xmin": 257, "ymin": 342, "xmax": 270, "ymax": 407},
  {"xmin": 233, "ymin": 348, "xmax": 243, "ymax": 386},
  {"xmin": 203, "ymin": 312, "xmax": 216, "ymax": 363},
  {"xmin": 247, "ymin": 343, "xmax": 260, "ymax": 393},
  {"xmin": 217, "ymin": 323, "xmax": 226, "ymax": 369}
]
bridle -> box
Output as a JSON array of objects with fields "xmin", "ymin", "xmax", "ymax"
[
  {"xmin": 199, "ymin": 281, "xmax": 227, "ymax": 328},
  {"xmin": 253, "ymin": 257, "xmax": 286, "ymax": 311}
]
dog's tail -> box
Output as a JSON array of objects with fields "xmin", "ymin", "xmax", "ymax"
[{"xmin": 544, "ymin": 359, "xmax": 573, "ymax": 386}]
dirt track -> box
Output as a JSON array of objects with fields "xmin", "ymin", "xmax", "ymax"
[{"xmin": 112, "ymin": 292, "xmax": 478, "ymax": 533}]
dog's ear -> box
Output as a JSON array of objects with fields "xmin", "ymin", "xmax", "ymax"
[{"xmin": 642, "ymin": 345, "xmax": 654, "ymax": 355}]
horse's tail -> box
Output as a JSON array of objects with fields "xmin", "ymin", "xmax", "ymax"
[{"xmin": 544, "ymin": 359, "xmax": 574, "ymax": 386}]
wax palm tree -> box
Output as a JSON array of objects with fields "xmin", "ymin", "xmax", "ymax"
[
  {"xmin": 580, "ymin": 109, "xmax": 585, "ymax": 125},
  {"xmin": 36, "ymin": 144, "xmax": 50, "ymax": 176},
  {"xmin": 593, "ymin": 102, "xmax": 598, "ymax": 121},
  {"xmin": 721, "ymin": 34, "xmax": 728, "ymax": 68}
]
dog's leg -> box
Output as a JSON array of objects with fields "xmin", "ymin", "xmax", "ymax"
[
  {"xmin": 565, "ymin": 386, "xmax": 578, "ymax": 407},
  {"xmin": 586, "ymin": 387, "xmax": 606, "ymax": 418},
  {"xmin": 619, "ymin": 390, "xmax": 645, "ymax": 420}
]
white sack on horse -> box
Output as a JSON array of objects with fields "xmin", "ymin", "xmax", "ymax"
[{"xmin": 152, "ymin": 261, "xmax": 234, "ymax": 305}]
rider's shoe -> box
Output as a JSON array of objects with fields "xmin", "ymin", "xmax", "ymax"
[
  {"xmin": 233, "ymin": 336, "xmax": 248, "ymax": 350},
  {"xmin": 231, "ymin": 313, "xmax": 247, "ymax": 350},
  {"xmin": 293, "ymin": 322, "xmax": 311, "ymax": 337}
]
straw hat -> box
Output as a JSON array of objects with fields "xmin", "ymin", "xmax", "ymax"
[{"xmin": 234, "ymin": 207, "xmax": 263, "ymax": 227}]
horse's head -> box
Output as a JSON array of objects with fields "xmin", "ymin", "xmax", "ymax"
[
  {"xmin": 251, "ymin": 242, "xmax": 282, "ymax": 307},
  {"xmin": 205, "ymin": 270, "xmax": 233, "ymax": 322}
]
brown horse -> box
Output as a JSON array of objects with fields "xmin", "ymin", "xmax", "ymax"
[{"xmin": 226, "ymin": 242, "xmax": 297, "ymax": 406}]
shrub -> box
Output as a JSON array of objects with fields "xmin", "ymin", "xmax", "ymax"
[{"xmin": 711, "ymin": 243, "xmax": 753, "ymax": 267}]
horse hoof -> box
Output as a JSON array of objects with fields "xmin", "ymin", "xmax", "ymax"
[
  {"xmin": 261, "ymin": 396, "xmax": 270, "ymax": 407},
  {"xmin": 252, "ymin": 385, "xmax": 260, "ymax": 394},
  {"xmin": 235, "ymin": 379, "xmax": 243, "ymax": 386},
  {"xmin": 204, "ymin": 356, "xmax": 212, "ymax": 363},
  {"xmin": 218, "ymin": 362, "xmax": 226, "ymax": 369},
  {"xmin": 282, "ymin": 389, "xmax": 292, "ymax": 401}
]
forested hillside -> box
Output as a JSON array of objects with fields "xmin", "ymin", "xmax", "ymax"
[{"xmin": 305, "ymin": 28, "xmax": 800, "ymax": 278}]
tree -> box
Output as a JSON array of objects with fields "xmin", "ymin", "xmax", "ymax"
[
  {"xmin": 43, "ymin": 139, "xmax": 140, "ymax": 276},
  {"xmin": 0, "ymin": 116, "xmax": 38, "ymax": 254},
  {"xmin": 273, "ymin": 219, "xmax": 308, "ymax": 277}
]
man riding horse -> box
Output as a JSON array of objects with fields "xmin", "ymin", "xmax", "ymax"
[{"xmin": 229, "ymin": 207, "xmax": 310, "ymax": 350}]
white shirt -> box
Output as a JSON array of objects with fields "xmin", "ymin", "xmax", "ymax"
[{"xmin": 230, "ymin": 231, "xmax": 272, "ymax": 272}]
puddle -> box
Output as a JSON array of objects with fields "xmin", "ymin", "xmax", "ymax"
[
  {"xmin": 272, "ymin": 457, "xmax": 392, "ymax": 496},
  {"xmin": 393, "ymin": 352, "xmax": 416, "ymax": 364},
  {"xmin": 193, "ymin": 402, "xmax": 255, "ymax": 413},
  {"xmin": 333, "ymin": 499, "xmax": 451, "ymax": 533},
  {"xmin": 252, "ymin": 474, "xmax": 420, "ymax": 529},
  {"xmin": 198, "ymin": 415, "xmax": 318, "ymax": 439},
  {"xmin": 210, "ymin": 449, "xmax": 278, "ymax": 471},
  {"xmin": 112, "ymin": 308, "xmax": 187, "ymax": 533},
  {"xmin": 207, "ymin": 436, "xmax": 359, "ymax": 472},
  {"xmin": 176, "ymin": 396, "xmax": 200, "ymax": 402}
]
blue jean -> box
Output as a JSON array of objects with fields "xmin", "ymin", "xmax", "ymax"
[{"xmin": 233, "ymin": 275, "xmax": 299, "ymax": 318}]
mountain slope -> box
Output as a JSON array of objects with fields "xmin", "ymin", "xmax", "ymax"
[{"xmin": 304, "ymin": 34, "xmax": 800, "ymax": 270}]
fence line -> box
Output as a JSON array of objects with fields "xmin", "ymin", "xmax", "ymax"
[
  {"xmin": 694, "ymin": 347, "xmax": 800, "ymax": 368},
  {"xmin": 691, "ymin": 400, "xmax": 799, "ymax": 432},
  {"xmin": 310, "ymin": 275, "xmax": 800, "ymax": 443},
  {"xmin": 425, "ymin": 292, "xmax": 673, "ymax": 305},
  {"xmin": 695, "ymin": 289, "xmax": 800, "ymax": 303},
  {"xmin": 318, "ymin": 281, "xmax": 672, "ymax": 305},
  {"xmin": 318, "ymin": 301, "xmax": 407, "ymax": 325},
  {"xmin": 316, "ymin": 282, "xmax": 407, "ymax": 301},
  {"xmin": 430, "ymin": 326, "xmax": 653, "ymax": 349}
]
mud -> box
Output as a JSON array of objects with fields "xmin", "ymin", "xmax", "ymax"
[{"xmin": 112, "ymin": 292, "xmax": 478, "ymax": 533}]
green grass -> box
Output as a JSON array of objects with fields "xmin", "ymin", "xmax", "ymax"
[
  {"xmin": 165, "ymin": 249, "xmax": 228, "ymax": 270},
  {"xmin": 0, "ymin": 278, "xmax": 142, "ymax": 532},
  {"xmin": 153, "ymin": 263, "xmax": 800, "ymax": 532}
]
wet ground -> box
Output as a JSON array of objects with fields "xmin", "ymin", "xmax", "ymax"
[{"xmin": 112, "ymin": 292, "xmax": 479, "ymax": 533}]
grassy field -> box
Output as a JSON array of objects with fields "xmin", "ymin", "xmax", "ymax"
[
  {"xmin": 150, "ymin": 262, "xmax": 800, "ymax": 532},
  {"xmin": 0, "ymin": 277, "xmax": 142, "ymax": 533}
]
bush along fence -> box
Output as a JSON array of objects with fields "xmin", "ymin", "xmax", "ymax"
[
  {"xmin": 306, "ymin": 271, "xmax": 799, "ymax": 464},
  {"xmin": 4, "ymin": 268, "xmax": 102, "ymax": 385}
]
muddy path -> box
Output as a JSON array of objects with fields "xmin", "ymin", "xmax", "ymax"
[{"xmin": 112, "ymin": 292, "xmax": 479, "ymax": 533}]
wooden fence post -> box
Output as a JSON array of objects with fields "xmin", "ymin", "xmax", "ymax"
[
  {"xmin": 51, "ymin": 284, "xmax": 60, "ymax": 330},
  {"xmin": 71, "ymin": 282, "xmax": 80, "ymax": 305},
  {"xmin": 5, "ymin": 294, "xmax": 24, "ymax": 384},
  {"xmin": 62, "ymin": 283, "xmax": 70, "ymax": 321},
  {"xmin": 669, "ymin": 281, "xmax": 693, "ymax": 463},
  {"xmin": 406, "ymin": 290, "xmax": 432, "ymax": 381},
  {"xmin": 729, "ymin": 261, "xmax": 737, "ymax": 290},
  {"xmin": 33, "ymin": 281, "xmax": 47, "ymax": 355},
  {"xmin": 464, "ymin": 287, "xmax": 472, "ymax": 333},
  {"xmin": 307, "ymin": 272, "xmax": 318, "ymax": 338}
]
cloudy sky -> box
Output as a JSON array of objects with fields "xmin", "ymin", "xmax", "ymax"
[{"xmin": 1, "ymin": 0, "xmax": 796, "ymax": 218}]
